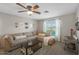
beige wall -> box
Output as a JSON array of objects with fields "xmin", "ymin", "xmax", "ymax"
[{"xmin": 0, "ymin": 12, "xmax": 37, "ymax": 35}]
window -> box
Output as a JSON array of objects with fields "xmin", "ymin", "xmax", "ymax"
[{"xmin": 43, "ymin": 18, "xmax": 60, "ymax": 39}]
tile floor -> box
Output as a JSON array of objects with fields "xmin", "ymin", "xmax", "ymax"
[{"xmin": 1, "ymin": 42, "xmax": 77, "ymax": 55}]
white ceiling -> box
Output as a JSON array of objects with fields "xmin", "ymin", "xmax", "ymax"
[{"xmin": 0, "ymin": 3, "xmax": 78, "ymax": 19}]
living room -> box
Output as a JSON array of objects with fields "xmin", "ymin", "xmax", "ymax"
[{"xmin": 0, "ymin": 3, "xmax": 79, "ymax": 55}]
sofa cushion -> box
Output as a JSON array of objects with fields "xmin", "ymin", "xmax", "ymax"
[
  {"xmin": 26, "ymin": 32, "xmax": 33, "ymax": 37},
  {"xmin": 14, "ymin": 35, "xmax": 26, "ymax": 40},
  {"xmin": 27, "ymin": 35, "xmax": 37, "ymax": 40},
  {"xmin": 8, "ymin": 35, "xmax": 27, "ymax": 47}
]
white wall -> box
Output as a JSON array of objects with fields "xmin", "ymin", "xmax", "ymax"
[
  {"xmin": 59, "ymin": 13, "xmax": 77, "ymax": 42},
  {"xmin": 76, "ymin": 6, "xmax": 79, "ymax": 21},
  {"xmin": 77, "ymin": 6, "xmax": 79, "ymax": 17},
  {"xmin": 0, "ymin": 12, "xmax": 36, "ymax": 35},
  {"xmin": 35, "ymin": 13, "xmax": 77, "ymax": 42}
]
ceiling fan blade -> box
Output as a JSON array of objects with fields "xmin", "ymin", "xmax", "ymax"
[
  {"xmin": 33, "ymin": 11, "xmax": 41, "ymax": 14},
  {"xmin": 16, "ymin": 3, "xmax": 26, "ymax": 9},
  {"xmin": 18, "ymin": 10, "xmax": 27, "ymax": 13},
  {"xmin": 33, "ymin": 5, "xmax": 39, "ymax": 9}
]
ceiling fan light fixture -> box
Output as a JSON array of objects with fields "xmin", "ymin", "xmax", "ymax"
[
  {"xmin": 16, "ymin": 3, "xmax": 41, "ymax": 15},
  {"xmin": 27, "ymin": 11, "xmax": 33, "ymax": 16},
  {"xmin": 33, "ymin": 5, "xmax": 39, "ymax": 9}
]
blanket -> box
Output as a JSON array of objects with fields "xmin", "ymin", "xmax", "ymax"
[{"xmin": 43, "ymin": 36, "xmax": 55, "ymax": 46}]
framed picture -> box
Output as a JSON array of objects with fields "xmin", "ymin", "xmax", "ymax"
[
  {"xmin": 25, "ymin": 22, "xmax": 28, "ymax": 25},
  {"xmin": 25, "ymin": 26, "xmax": 28, "ymax": 29},
  {"xmin": 15, "ymin": 22, "xmax": 18, "ymax": 28}
]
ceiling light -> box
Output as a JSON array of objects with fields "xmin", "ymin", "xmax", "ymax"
[{"xmin": 27, "ymin": 11, "xmax": 33, "ymax": 16}]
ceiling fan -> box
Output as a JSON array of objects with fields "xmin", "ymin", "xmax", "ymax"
[{"xmin": 16, "ymin": 3, "xmax": 41, "ymax": 15}]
